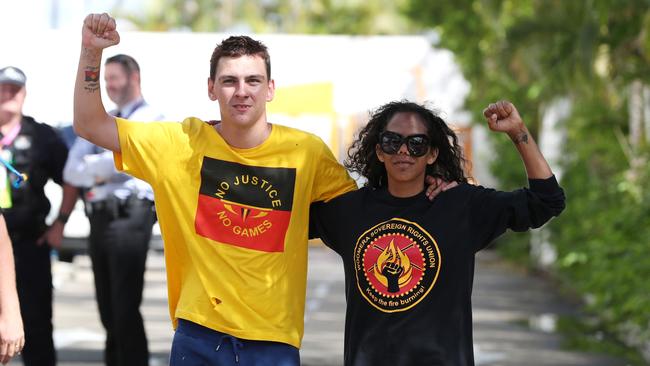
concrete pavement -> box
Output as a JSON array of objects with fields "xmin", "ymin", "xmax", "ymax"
[{"xmin": 9, "ymin": 246, "xmax": 628, "ymax": 365}]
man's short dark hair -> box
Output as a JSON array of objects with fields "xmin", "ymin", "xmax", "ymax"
[
  {"xmin": 210, "ymin": 36, "xmax": 271, "ymax": 81},
  {"xmin": 106, "ymin": 54, "xmax": 140, "ymax": 76}
]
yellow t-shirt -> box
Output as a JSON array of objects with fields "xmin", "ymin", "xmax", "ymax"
[{"xmin": 114, "ymin": 117, "xmax": 356, "ymax": 347}]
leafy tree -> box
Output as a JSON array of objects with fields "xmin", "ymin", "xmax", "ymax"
[{"xmin": 115, "ymin": 0, "xmax": 414, "ymax": 34}]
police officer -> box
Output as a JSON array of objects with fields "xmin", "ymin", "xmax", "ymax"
[
  {"xmin": 63, "ymin": 54, "xmax": 163, "ymax": 366},
  {"xmin": 0, "ymin": 66, "xmax": 78, "ymax": 366}
]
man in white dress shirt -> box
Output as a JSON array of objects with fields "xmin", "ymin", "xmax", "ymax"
[{"xmin": 63, "ymin": 54, "xmax": 164, "ymax": 366}]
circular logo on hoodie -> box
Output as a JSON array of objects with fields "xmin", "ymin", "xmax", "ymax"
[{"xmin": 354, "ymin": 218, "xmax": 441, "ymax": 312}]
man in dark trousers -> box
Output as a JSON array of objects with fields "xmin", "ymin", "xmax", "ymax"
[
  {"xmin": 64, "ymin": 54, "xmax": 164, "ymax": 366},
  {"xmin": 0, "ymin": 65, "xmax": 78, "ymax": 366}
]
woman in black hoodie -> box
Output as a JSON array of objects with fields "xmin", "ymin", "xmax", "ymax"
[{"xmin": 310, "ymin": 100, "xmax": 566, "ymax": 366}]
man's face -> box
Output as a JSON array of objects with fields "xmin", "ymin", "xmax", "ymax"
[
  {"xmin": 0, "ymin": 83, "xmax": 26, "ymax": 123},
  {"xmin": 207, "ymin": 55, "xmax": 275, "ymax": 128},
  {"xmin": 104, "ymin": 63, "xmax": 133, "ymax": 107}
]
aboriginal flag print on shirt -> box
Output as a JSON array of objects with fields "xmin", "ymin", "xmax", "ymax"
[{"xmin": 195, "ymin": 157, "xmax": 296, "ymax": 252}]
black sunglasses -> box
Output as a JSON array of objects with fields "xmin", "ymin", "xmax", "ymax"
[{"xmin": 379, "ymin": 131, "xmax": 430, "ymax": 157}]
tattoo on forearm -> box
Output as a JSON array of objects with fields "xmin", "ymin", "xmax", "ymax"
[
  {"xmin": 83, "ymin": 66, "xmax": 100, "ymax": 93},
  {"xmin": 512, "ymin": 131, "xmax": 529, "ymax": 145}
]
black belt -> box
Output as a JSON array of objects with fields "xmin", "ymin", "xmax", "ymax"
[
  {"xmin": 86, "ymin": 196, "xmax": 152, "ymax": 218},
  {"xmin": 89, "ymin": 200, "xmax": 113, "ymax": 211}
]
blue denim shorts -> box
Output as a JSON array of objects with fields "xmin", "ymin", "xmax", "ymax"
[{"xmin": 170, "ymin": 319, "xmax": 300, "ymax": 366}]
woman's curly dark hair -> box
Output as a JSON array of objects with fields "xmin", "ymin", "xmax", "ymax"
[{"xmin": 345, "ymin": 100, "xmax": 469, "ymax": 188}]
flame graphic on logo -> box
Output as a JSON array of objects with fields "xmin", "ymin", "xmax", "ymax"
[{"xmin": 373, "ymin": 239, "xmax": 413, "ymax": 290}]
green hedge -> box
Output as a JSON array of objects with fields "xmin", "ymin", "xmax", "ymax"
[{"xmin": 494, "ymin": 100, "xmax": 650, "ymax": 361}]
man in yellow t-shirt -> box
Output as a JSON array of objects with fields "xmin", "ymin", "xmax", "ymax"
[{"xmin": 74, "ymin": 13, "xmax": 356, "ymax": 365}]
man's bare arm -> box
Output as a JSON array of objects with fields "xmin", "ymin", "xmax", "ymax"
[{"xmin": 73, "ymin": 13, "xmax": 121, "ymax": 152}]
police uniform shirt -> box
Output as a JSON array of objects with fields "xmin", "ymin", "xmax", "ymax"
[
  {"xmin": 63, "ymin": 98, "xmax": 164, "ymax": 202},
  {"xmin": 1, "ymin": 116, "xmax": 68, "ymax": 234}
]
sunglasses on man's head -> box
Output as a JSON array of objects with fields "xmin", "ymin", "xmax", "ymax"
[{"xmin": 379, "ymin": 131, "xmax": 430, "ymax": 157}]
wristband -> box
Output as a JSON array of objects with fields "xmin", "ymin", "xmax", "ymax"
[{"xmin": 56, "ymin": 212, "xmax": 70, "ymax": 224}]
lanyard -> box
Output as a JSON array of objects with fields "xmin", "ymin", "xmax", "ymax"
[
  {"xmin": 0, "ymin": 123, "xmax": 27, "ymax": 187},
  {"xmin": 0, "ymin": 158, "xmax": 27, "ymax": 187},
  {"xmin": 0, "ymin": 123, "xmax": 22, "ymax": 147},
  {"xmin": 118, "ymin": 99, "xmax": 146, "ymax": 119}
]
